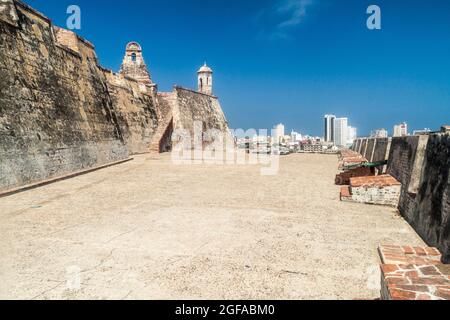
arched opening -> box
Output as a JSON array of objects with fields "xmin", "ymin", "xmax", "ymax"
[
  {"xmin": 199, "ymin": 78, "xmax": 203, "ymax": 91},
  {"xmin": 131, "ymin": 53, "xmax": 137, "ymax": 62}
]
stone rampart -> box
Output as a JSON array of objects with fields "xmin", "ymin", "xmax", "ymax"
[{"xmin": 352, "ymin": 133, "xmax": 450, "ymax": 262}]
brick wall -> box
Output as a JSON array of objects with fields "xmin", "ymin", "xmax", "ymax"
[{"xmin": 352, "ymin": 135, "xmax": 450, "ymax": 263}]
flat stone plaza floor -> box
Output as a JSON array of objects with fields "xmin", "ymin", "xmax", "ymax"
[{"xmin": 0, "ymin": 153, "xmax": 424, "ymax": 300}]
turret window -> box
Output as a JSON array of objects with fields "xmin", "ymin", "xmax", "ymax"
[{"xmin": 131, "ymin": 53, "xmax": 137, "ymax": 62}]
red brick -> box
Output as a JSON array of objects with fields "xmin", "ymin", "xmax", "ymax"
[
  {"xmin": 420, "ymin": 266, "xmax": 440, "ymax": 276},
  {"xmin": 414, "ymin": 247, "xmax": 427, "ymax": 256},
  {"xmin": 381, "ymin": 264, "xmax": 399, "ymax": 274},
  {"xmin": 395, "ymin": 284, "xmax": 429, "ymax": 293},
  {"xmin": 340, "ymin": 186, "xmax": 351, "ymax": 197},
  {"xmin": 403, "ymin": 246, "xmax": 414, "ymax": 255},
  {"xmin": 410, "ymin": 277, "xmax": 450, "ymax": 286},
  {"xmin": 424, "ymin": 247, "xmax": 441, "ymax": 256},
  {"xmin": 435, "ymin": 288, "xmax": 450, "ymax": 300},
  {"xmin": 350, "ymin": 175, "xmax": 401, "ymax": 188},
  {"xmin": 390, "ymin": 289, "xmax": 417, "ymax": 300},
  {"xmin": 436, "ymin": 265, "xmax": 450, "ymax": 276},
  {"xmin": 386, "ymin": 277, "xmax": 410, "ymax": 285},
  {"xmin": 416, "ymin": 294, "xmax": 432, "ymax": 300},
  {"xmin": 405, "ymin": 271, "xmax": 419, "ymax": 278}
]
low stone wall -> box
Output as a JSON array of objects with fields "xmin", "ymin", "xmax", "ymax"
[
  {"xmin": 348, "ymin": 175, "xmax": 401, "ymax": 207},
  {"xmin": 352, "ymin": 133, "xmax": 450, "ymax": 262}
]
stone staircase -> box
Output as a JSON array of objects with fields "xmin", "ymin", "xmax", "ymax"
[{"xmin": 149, "ymin": 93, "xmax": 176, "ymax": 153}]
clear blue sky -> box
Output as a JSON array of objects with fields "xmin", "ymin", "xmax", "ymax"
[{"xmin": 26, "ymin": 0, "xmax": 450, "ymax": 136}]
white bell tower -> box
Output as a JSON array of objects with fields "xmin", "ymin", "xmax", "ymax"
[{"xmin": 197, "ymin": 62, "xmax": 213, "ymax": 95}]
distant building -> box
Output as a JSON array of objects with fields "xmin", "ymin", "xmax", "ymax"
[
  {"xmin": 303, "ymin": 144, "xmax": 326, "ymax": 153},
  {"xmin": 371, "ymin": 128, "xmax": 389, "ymax": 138},
  {"xmin": 441, "ymin": 125, "xmax": 450, "ymax": 133},
  {"xmin": 291, "ymin": 130, "xmax": 303, "ymax": 142},
  {"xmin": 324, "ymin": 115, "xmax": 336, "ymax": 143},
  {"xmin": 413, "ymin": 128, "xmax": 431, "ymax": 135},
  {"xmin": 273, "ymin": 123, "xmax": 285, "ymax": 144},
  {"xmin": 334, "ymin": 118, "xmax": 348, "ymax": 147},
  {"xmin": 393, "ymin": 122, "xmax": 408, "ymax": 137},
  {"xmin": 347, "ymin": 126, "xmax": 357, "ymax": 145}
]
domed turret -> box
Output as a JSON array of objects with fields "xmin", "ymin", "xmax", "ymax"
[{"xmin": 197, "ymin": 62, "xmax": 213, "ymax": 95}]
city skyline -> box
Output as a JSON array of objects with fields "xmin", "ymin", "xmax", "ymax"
[{"xmin": 24, "ymin": 0, "xmax": 450, "ymax": 136}]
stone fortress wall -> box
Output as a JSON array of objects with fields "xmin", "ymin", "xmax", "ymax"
[
  {"xmin": 351, "ymin": 133, "xmax": 450, "ymax": 263},
  {"xmin": 0, "ymin": 0, "xmax": 230, "ymax": 192}
]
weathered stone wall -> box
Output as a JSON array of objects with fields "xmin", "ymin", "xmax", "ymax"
[
  {"xmin": 172, "ymin": 86, "xmax": 230, "ymax": 149},
  {"xmin": 360, "ymin": 139, "xmax": 368, "ymax": 157},
  {"xmin": 0, "ymin": 1, "xmax": 231, "ymax": 192},
  {"xmin": 0, "ymin": 0, "xmax": 18, "ymax": 27},
  {"xmin": 365, "ymin": 138, "xmax": 376, "ymax": 161},
  {"xmin": 412, "ymin": 134, "xmax": 450, "ymax": 262},
  {"xmin": 372, "ymin": 138, "xmax": 390, "ymax": 163},
  {"xmin": 103, "ymin": 70, "xmax": 159, "ymax": 154},
  {"xmin": 352, "ymin": 134, "xmax": 450, "ymax": 262},
  {"xmin": 372, "ymin": 137, "xmax": 391, "ymax": 174},
  {"xmin": 0, "ymin": 1, "xmax": 129, "ymax": 191}
]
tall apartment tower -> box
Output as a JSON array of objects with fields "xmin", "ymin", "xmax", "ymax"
[
  {"xmin": 324, "ymin": 115, "xmax": 336, "ymax": 142},
  {"xmin": 393, "ymin": 122, "xmax": 408, "ymax": 137},
  {"xmin": 334, "ymin": 118, "xmax": 349, "ymax": 147},
  {"xmin": 273, "ymin": 123, "xmax": 285, "ymax": 144},
  {"xmin": 198, "ymin": 63, "xmax": 213, "ymax": 95},
  {"xmin": 119, "ymin": 42, "xmax": 152, "ymax": 85}
]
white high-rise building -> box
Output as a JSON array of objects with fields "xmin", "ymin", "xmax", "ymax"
[
  {"xmin": 324, "ymin": 115, "xmax": 336, "ymax": 142},
  {"xmin": 291, "ymin": 130, "xmax": 302, "ymax": 142},
  {"xmin": 394, "ymin": 123, "xmax": 408, "ymax": 137},
  {"xmin": 273, "ymin": 123, "xmax": 285, "ymax": 144},
  {"xmin": 347, "ymin": 126, "xmax": 357, "ymax": 145},
  {"xmin": 334, "ymin": 118, "xmax": 348, "ymax": 147}
]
